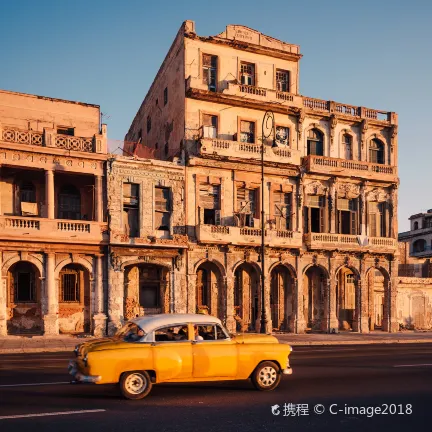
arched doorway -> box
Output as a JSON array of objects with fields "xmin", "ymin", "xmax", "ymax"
[
  {"xmin": 124, "ymin": 264, "xmax": 169, "ymax": 320},
  {"xmin": 7, "ymin": 261, "xmax": 42, "ymax": 334},
  {"xmin": 335, "ymin": 267, "xmax": 357, "ymax": 330},
  {"xmin": 58, "ymin": 264, "xmax": 91, "ymax": 334},
  {"xmin": 196, "ymin": 261, "xmax": 224, "ymax": 320},
  {"xmin": 234, "ymin": 263, "xmax": 260, "ymax": 331},
  {"xmin": 270, "ymin": 265, "xmax": 294, "ymax": 331},
  {"xmin": 303, "ymin": 266, "xmax": 326, "ymax": 331},
  {"xmin": 367, "ymin": 268, "xmax": 388, "ymax": 331}
]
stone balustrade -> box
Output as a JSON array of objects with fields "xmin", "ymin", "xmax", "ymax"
[
  {"xmin": 303, "ymin": 155, "xmax": 398, "ymax": 181},
  {"xmin": 200, "ymin": 137, "xmax": 301, "ymax": 165},
  {"xmin": 0, "ymin": 216, "xmax": 107, "ymax": 244},
  {"xmin": 196, "ymin": 224, "xmax": 302, "ymax": 247},
  {"xmin": 304, "ymin": 232, "xmax": 397, "ymax": 252}
]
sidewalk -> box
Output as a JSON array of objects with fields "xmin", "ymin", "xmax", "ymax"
[{"xmin": 1, "ymin": 331, "xmax": 432, "ymax": 354}]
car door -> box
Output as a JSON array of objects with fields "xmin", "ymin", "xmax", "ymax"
[
  {"xmin": 192, "ymin": 324, "xmax": 238, "ymax": 379},
  {"xmin": 151, "ymin": 324, "xmax": 193, "ymax": 381}
]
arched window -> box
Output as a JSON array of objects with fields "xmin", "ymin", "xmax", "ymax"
[
  {"xmin": 58, "ymin": 185, "xmax": 81, "ymax": 220},
  {"xmin": 369, "ymin": 139, "xmax": 384, "ymax": 164},
  {"xmin": 307, "ymin": 129, "xmax": 323, "ymax": 156},
  {"xmin": 414, "ymin": 221, "xmax": 419, "ymax": 230},
  {"xmin": 342, "ymin": 134, "xmax": 352, "ymax": 160},
  {"xmin": 20, "ymin": 182, "xmax": 36, "ymax": 203},
  {"xmin": 413, "ymin": 239, "xmax": 426, "ymax": 253}
]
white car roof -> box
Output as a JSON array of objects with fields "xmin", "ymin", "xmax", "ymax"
[{"xmin": 130, "ymin": 313, "xmax": 222, "ymax": 333}]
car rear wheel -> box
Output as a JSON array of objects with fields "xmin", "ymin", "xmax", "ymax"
[
  {"xmin": 251, "ymin": 361, "xmax": 281, "ymax": 391},
  {"xmin": 120, "ymin": 371, "xmax": 153, "ymax": 400}
]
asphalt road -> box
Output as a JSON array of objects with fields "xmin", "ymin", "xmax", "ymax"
[{"xmin": 1, "ymin": 344, "xmax": 432, "ymax": 432}]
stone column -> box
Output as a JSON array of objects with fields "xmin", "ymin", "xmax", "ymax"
[
  {"xmin": 264, "ymin": 275, "xmax": 272, "ymax": 334},
  {"xmin": 383, "ymin": 258, "xmax": 399, "ymax": 332},
  {"xmin": 92, "ymin": 255, "xmax": 107, "ymax": 337},
  {"xmin": 43, "ymin": 253, "xmax": 59, "ymax": 335},
  {"xmin": 0, "ymin": 252, "xmax": 7, "ymax": 336},
  {"xmin": 225, "ymin": 272, "xmax": 236, "ymax": 333},
  {"xmin": 94, "ymin": 175, "xmax": 103, "ymax": 222},
  {"xmin": 294, "ymin": 276, "xmax": 306, "ymax": 333},
  {"xmin": 329, "ymin": 179, "xmax": 337, "ymax": 234},
  {"xmin": 45, "ymin": 169, "xmax": 55, "ymax": 219},
  {"xmin": 327, "ymin": 277, "xmax": 339, "ymax": 332},
  {"xmin": 187, "ymin": 272, "xmax": 197, "ymax": 314},
  {"xmin": 107, "ymin": 254, "xmax": 124, "ymax": 336},
  {"xmin": 356, "ymin": 277, "xmax": 370, "ymax": 333}
]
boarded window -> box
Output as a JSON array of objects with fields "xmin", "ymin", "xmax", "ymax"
[
  {"xmin": 240, "ymin": 62, "xmax": 255, "ymax": 86},
  {"xmin": 237, "ymin": 188, "xmax": 256, "ymax": 214},
  {"xmin": 342, "ymin": 134, "xmax": 352, "ymax": 160},
  {"xmin": 368, "ymin": 202, "xmax": 386, "ymax": 237},
  {"xmin": 240, "ymin": 120, "xmax": 255, "ymax": 143},
  {"xmin": 276, "ymin": 69, "xmax": 290, "ymax": 92},
  {"xmin": 202, "ymin": 54, "xmax": 217, "ymax": 92},
  {"xmin": 199, "ymin": 184, "xmax": 220, "ymax": 225},
  {"xmin": 203, "ymin": 114, "xmax": 218, "ymax": 139},
  {"xmin": 274, "ymin": 191, "xmax": 291, "ymax": 230},
  {"xmin": 369, "ymin": 139, "xmax": 384, "ymax": 164},
  {"xmin": 155, "ymin": 187, "xmax": 171, "ymax": 231}
]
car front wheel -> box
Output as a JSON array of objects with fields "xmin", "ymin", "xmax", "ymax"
[
  {"xmin": 251, "ymin": 361, "xmax": 281, "ymax": 391},
  {"xmin": 120, "ymin": 371, "xmax": 153, "ymax": 400}
]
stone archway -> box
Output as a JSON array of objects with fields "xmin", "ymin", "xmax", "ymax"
[
  {"xmin": 6, "ymin": 261, "xmax": 42, "ymax": 334},
  {"xmin": 335, "ymin": 266, "xmax": 358, "ymax": 330},
  {"xmin": 58, "ymin": 264, "xmax": 91, "ymax": 334},
  {"xmin": 270, "ymin": 265, "xmax": 295, "ymax": 331},
  {"xmin": 195, "ymin": 261, "xmax": 224, "ymax": 321},
  {"xmin": 303, "ymin": 266, "xmax": 327, "ymax": 331},
  {"xmin": 124, "ymin": 264, "xmax": 169, "ymax": 319},
  {"xmin": 233, "ymin": 262, "xmax": 260, "ymax": 332}
]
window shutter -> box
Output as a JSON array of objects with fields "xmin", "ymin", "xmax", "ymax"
[
  {"xmin": 320, "ymin": 208, "xmax": 325, "ymax": 233},
  {"xmin": 214, "ymin": 210, "xmax": 221, "ymax": 226}
]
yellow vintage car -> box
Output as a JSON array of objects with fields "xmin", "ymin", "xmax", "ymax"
[{"xmin": 68, "ymin": 313, "xmax": 292, "ymax": 400}]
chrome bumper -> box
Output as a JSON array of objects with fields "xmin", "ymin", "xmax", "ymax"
[
  {"xmin": 282, "ymin": 367, "xmax": 293, "ymax": 375},
  {"xmin": 68, "ymin": 360, "xmax": 101, "ymax": 384}
]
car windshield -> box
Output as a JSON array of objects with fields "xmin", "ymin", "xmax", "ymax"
[{"xmin": 115, "ymin": 322, "xmax": 146, "ymax": 342}]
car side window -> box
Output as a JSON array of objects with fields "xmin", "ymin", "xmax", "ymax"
[
  {"xmin": 215, "ymin": 324, "xmax": 229, "ymax": 340},
  {"xmin": 154, "ymin": 325, "xmax": 188, "ymax": 342},
  {"xmin": 194, "ymin": 324, "xmax": 229, "ymax": 341}
]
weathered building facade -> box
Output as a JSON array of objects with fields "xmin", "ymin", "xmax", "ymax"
[
  {"xmin": 125, "ymin": 21, "xmax": 400, "ymax": 333},
  {"xmin": 0, "ymin": 90, "xmax": 108, "ymax": 336},
  {"xmin": 106, "ymin": 156, "xmax": 187, "ymax": 335}
]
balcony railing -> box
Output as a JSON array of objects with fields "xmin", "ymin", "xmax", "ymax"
[
  {"xmin": 0, "ymin": 216, "xmax": 107, "ymax": 244},
  {"xmin": 303, "ymin": 155, "xmax": 397, "ymax": 181},
  {"xmin": 1, "ymin": 127, "xmax": 96, "ymax": 153},
  {"xmin": 200, "ymin": 137, "xmax": 301, "ymax": 165},
  {"xmin": 196, "ymin": 224, "xmax": 302, "ymax": 247},
  {"xmin": 304, "ymin": 232, "xmax": 397, "ymax": 251}
]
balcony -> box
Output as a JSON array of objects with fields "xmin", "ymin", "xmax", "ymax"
[
  {"xmin": 302, "ymin": 155, "xmax": 398, "ymax": 182},
  {"xmin": 199, "ymin": 137, "xmax": 301, "ymax": 165},
  {"xmin": 1, "ymin": 126, "xmax": 106, "ymax": 153},
  {"xmin": 196, "ymin": 224, "xmax": 303, "ymax": 247},
  {"xmin": 222, "ymin": 83, "xmax": 303, "ymax": 107},
  {"xmin": 0, "ymin": 216, "xmax": 108, "ymax": 244},
  {"xmin": 304, "ymin": 233, "xmax": 397, "ymax": 252}
]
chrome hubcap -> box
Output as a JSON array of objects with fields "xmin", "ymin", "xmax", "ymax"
[
  {"xmin": 258, "ymin": 366, "xmax": 277, "ymax": 387},
  {"xmin": 125, "ymin": 373, "xmax": 147, "ymax": 394}
]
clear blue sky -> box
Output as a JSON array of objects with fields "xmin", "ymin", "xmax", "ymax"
[{"xmin": 1, "ymin": 0, "xmax": 430, "ymax": 231}]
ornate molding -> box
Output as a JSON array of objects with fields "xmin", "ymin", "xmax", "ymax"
[
  {"xmin": 330, "ymin": 114, "xmax": 338, "ymax": 147},
  {"xmin": 360, "ymin": 119, "xmax": 368, "ymax": 149},
  {"xmin": 304, "ymin": 180, "xmax": 327, "ymax": 196},
  {"xmin": 337, "ymin": 183, "xmax": 360, "ymax": 199},
  {"xmin": 366, "ymin": 188, "xmax": 389, "ymax": 203}
]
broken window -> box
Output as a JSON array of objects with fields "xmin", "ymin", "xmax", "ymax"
[
  {"xmin": 58, "ymin": 185, "xmax": 81, "ymax": 220},
  {"xmin": 155, "ymin": 186, "xmax": 171, "ymax": 231},
  {"xmin": 202, "ymin": 54, "xmax": 217, "ymax": 92},
  {"xmin": 274, "ymin": 191, "xmax": 291, "ymax": 230},
  {"xmin": 123, "ymin": 183, "xmax": 139, "ymax": 237},
  {"xmin": 57, "ymin": 127, "xmax": 74, "ymax": 136},
  {"xmin": 276, "ymin": 69, "xmax": 290, "ymax": 92},
  {"xmin": 147, "ymin": 116, "xmax": 151, "ymax": 133},
  {"xmin": 304, "ymin": 195, "xmax": 326, "ymax": 233},
  {"xmin": 240, "ymin": 120, "xmax": 255, "ymax": 143},
  {"xmin": 342, "ymin": 134, "xmax": 352, "ymax": 160},
  {"xmin": 276, "ymin": 126, "xmax": 289, "ymax": 146},
  {"xmin": 368, "ymin": 202, "xmax": 386, "ymax": 237},
  {"xmin": 240, "ymin": 62, "xmax": 255, "ymax": 86},
  {"xmin": 202, "ymin": 114, "xmax": 218, "ymax": 139},
  {"xmin": 307, "ymin": 129, "xmax": 324, "ymax": 156},
  {"xmin": 236, "ymin": 187, "xmax": 257, "ymax": 227},
  {"xmin": 199, "ymin": 184, "xmax": 220, "ymax": 225},
  {"xmin": 164, "ymin": 87, "xmax": 168, "ymax": 105},
  {"xmin": 337, "ymin": 198, "xmax": 358, "ymax": 235},
  {"xmin": 369, "ymin": 139, "xmax": 384, "ymax": 164}
]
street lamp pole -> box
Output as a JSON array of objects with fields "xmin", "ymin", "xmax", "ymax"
[{"xmin": 260, "ymin": 111, "xmax": 276, "ymax": 334}]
